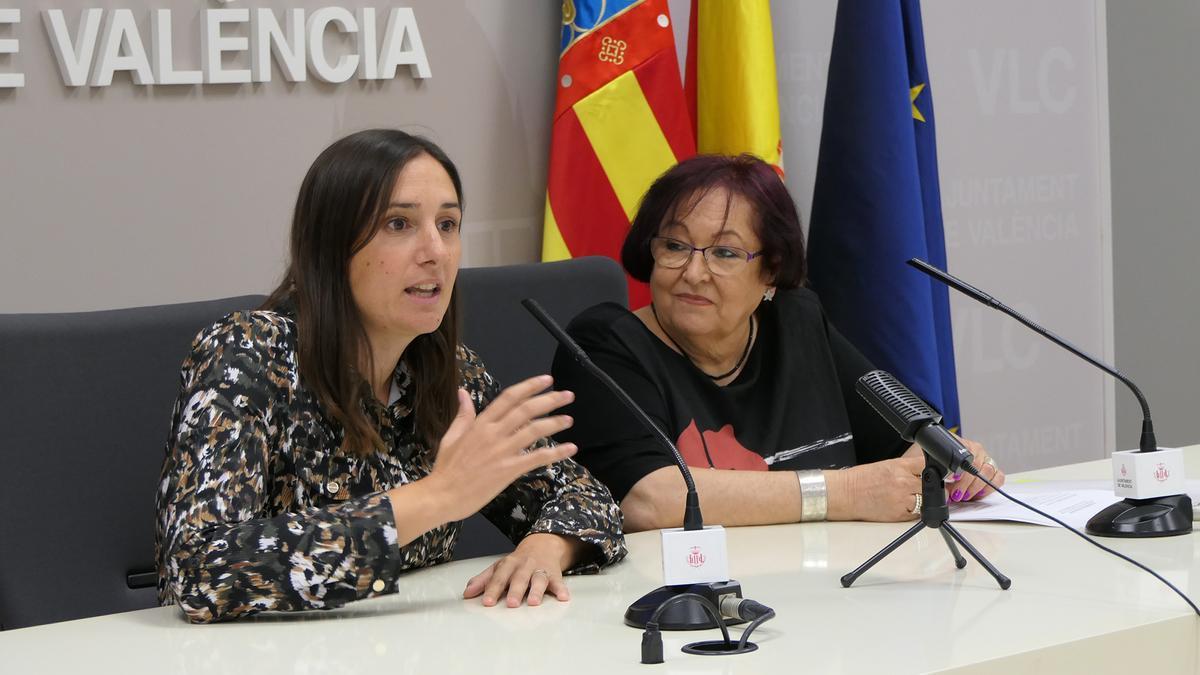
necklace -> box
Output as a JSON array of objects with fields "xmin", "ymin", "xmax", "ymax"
[{"xmin": 650, "ymin": 304, "xmax": 755, "ymax": 381}]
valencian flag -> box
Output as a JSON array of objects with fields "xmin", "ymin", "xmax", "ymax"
[
  {"xmin": 541, "ymin": 0, "xmax": 695, "ymax": 308},
  {"xmin": 806, "ymin": 0, "xmax": 961, "ymax": 429},
  {"xmin": 684, "ymin": 0, "xmax": 783, "ymax": 172}
]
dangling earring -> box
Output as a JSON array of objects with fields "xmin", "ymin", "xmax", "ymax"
[{"xmin": 762, "ymin": 287, "xmax": 776, "ymax": 302}]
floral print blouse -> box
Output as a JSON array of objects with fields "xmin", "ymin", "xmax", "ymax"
[{"xmin": 155, "ymin": 310, "xmax": 626, "ymax": 623}]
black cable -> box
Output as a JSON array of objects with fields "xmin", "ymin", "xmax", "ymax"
[
  {"xmin": 641, "ymin": 593, "xmax": 728, "ymax": 664},
  {"xmin": 735, "ymin": 607, "xmax": 775, "ymax": 651},
  {"xmin": 646, "ymin": 592, "xmax": 731, "ymax": 644},
  {"xmin": 641, "ymin": 592, "xmax": 731, "ymax": 665},
  {"xmin": 641, "ymin": 594, "xmax": 780, "ymax": 663},
  {"xmin": 965, "ymin": 465, "xmax": 1200, "ymax": 617}
]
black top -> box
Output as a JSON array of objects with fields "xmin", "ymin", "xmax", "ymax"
[{"xmin": 552, "ymin": 288, "xmax": 907, "ymax": 503}]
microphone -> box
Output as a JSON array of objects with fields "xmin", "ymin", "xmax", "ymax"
[
  {"xmin": 907, "ymin": 258, "xmax": 1191, "ymax": 538},
  {"xmin": 843, "ymin": 368, "xmax": 1013, "ymax": 591},
  {"xmin": 521, "ymin": 299, "xmax": 703, "ymax": 530},
  {"xmin": 855, "ymin": 370, "xmax": 974, "ymax": 476},
  {"xmin": 521, "ymin": 299, "xmax": 739, "ymax": 629},
  {"xmin": 850, "ymin": 377, "xmax": 1200, "ymax": 616}
]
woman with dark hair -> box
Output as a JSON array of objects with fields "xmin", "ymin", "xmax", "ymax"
[
  {"xmin": 156, "ymin": 129, "xmax": 625, "ymax": 623},
  {"xmin": 552, "ymin": 154, "xmax": 1003, "ymax": 531}
]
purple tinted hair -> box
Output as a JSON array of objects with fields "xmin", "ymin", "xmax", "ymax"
[{"xmin": 620, "ymin": 154, "xmax": 806, "ymax": 289}]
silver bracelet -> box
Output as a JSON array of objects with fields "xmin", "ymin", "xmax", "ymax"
[{"xmin": 795, "ymin": 470, "xmax": 828, "ymax": 522}]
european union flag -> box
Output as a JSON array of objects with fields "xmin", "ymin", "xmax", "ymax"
[{"xmin": 807, "ymin": 0, "xmax": 960, "ymax": 429}]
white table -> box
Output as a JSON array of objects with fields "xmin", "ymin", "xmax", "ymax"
[{"xmin": 3, "ymin": 449, "xmax": 1198, "ymax": 674}]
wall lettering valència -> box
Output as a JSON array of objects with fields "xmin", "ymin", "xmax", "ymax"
[{"xmin": 0, "ymin": 7, "xmax": 431, "ymax": 88}]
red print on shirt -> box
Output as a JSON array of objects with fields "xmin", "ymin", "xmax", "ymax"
[{"xmin": 677, "ymin": 420, "xmax": 767, "ymax": 471}]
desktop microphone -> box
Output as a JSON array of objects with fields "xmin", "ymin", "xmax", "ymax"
[
  {"xmin": 521, "ymin": 299, "xmax": 739, "ymax": 630},
  {"xmin": 851, "ymin": 373, "xmax": 1200, "ymax": 615},
  {"xmin": 855, "ymin": 369, "xmax": 974, "ymax": 475},
  {"xmin": 844, "ymin": 369, "xmax": 1012, "ymax": 591},
  {"xmin": 907, "ymin": 258, "xmax": 1191, "ymax": 537}
]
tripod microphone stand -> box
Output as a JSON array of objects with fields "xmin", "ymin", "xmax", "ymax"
[{"xmin": 840, "ymin": 455, "xmax": 1011, "ymax": 590}]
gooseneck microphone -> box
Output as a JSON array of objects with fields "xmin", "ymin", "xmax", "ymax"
[
  {"xmin": 907, "ymin": 258, "xmax": 1191, "ymax": 538},
  {"xmin": 907, "ymin": 258, "xmax": 1158, "ymax": 454},
  {"xmin": 522, "ymin": 299, "xmax": 742, "ymax": 634},
  {"xmin": 856, "ymin": 370, "xmax": 974, "ymax": 476},
  {"xmin": 521, "ymin": 298, "xmax": 702, "ymax": 530}
]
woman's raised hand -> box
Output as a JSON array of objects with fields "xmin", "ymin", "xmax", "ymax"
[{"xmin": 425, "ymin": 375, "xmax": 577, "ymax": 522}]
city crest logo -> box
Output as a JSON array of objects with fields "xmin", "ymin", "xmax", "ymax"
[{"xmin": 1154, "ymin": 463, "xmax": 1170, "ymax": 482}]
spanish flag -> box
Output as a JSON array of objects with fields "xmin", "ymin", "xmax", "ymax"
[
  {"xmin": 541, "ymin": 0, "xmax": 695, "ymax": 308},
  {"xmin": 685, "ymin": 0, "xmax": 783, "ymax": 172}
]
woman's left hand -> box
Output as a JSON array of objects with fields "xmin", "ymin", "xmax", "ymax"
[
  {"xmin": 945, "ymin": 436, "xmax": 1005, "ymax": 503},
  {"xmin": 463, "ymin": 533, "xmax": 583, "ymax": 607}
]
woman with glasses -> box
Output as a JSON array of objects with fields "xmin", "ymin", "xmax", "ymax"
[{"xmin": 551, "ymin": 154, "xmax": 1002, "ymax": 530}]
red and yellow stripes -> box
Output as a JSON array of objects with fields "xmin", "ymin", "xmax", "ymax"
[
  {"xmin": 543, "ymin": 0, "xmax": 782, "ymax": 307},
  {"xmin": 543, "ymin": 0, "xmax": 694, "ymax": 308}
]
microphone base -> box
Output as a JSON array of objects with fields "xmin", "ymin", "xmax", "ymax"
[
  {"xmin": 1084, "ymin": 494, "xmax": 1193, "ymax": 538},
  {"xmin": 624, "ymin": 581, "xmax": 747, "ymax": 631}
]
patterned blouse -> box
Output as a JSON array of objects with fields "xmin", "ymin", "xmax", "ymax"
[{"xmin": 155, "ymin": 310, "xmax": 627, "ymax": 623}]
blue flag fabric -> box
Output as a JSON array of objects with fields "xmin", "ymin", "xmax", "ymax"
[{"xmin": 807, "ymin": 0, "xmax": 960, "ymax": 429}]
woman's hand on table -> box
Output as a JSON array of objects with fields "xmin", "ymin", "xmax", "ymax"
[
  {"xmin": 946, "ymin": 436, "xmax": 1005, "ymax": 502},
  {"xmin": 463, "ymin": 533, "xmax": 586, "ymax": 607}
]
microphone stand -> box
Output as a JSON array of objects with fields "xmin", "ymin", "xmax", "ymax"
[
  {"xmin": 841, "ymin": 455, "xmax": 1011, "ymax": 590},
  {"xmin": 521, "ymin": 299, "xmax": 742, "ymax": 631}
]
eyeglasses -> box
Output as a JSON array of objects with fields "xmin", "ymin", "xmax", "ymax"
[{"xmin": 649, "ymin": 236, "xmax": 763, "ymax": 276}]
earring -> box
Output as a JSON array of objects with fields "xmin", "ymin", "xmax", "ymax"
[{"xmin": 762, "ymin": 288, "xmax": 776, "ymax": 302}]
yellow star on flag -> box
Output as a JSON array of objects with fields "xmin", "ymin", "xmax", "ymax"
[{"xmin": 910, "ymin": 83, "xmax": 927, "ymax": 122}]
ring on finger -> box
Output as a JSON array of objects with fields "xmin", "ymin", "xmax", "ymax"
[
  {"xmin": 532, "ymin": 568, "xmax": 549, "ymax": 579},
  {"xmin": 910, "ymin": 492, "xmax": 923, "ymax": 515},
  {"xmin": 983, "ymin": 457, "xmax": 998, "ymax": 470}
]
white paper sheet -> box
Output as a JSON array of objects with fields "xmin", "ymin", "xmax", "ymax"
[{"xmin": 948, "ymin": 480, "xmax": 1200, "ymax": 529}]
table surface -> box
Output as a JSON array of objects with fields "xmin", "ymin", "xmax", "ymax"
[{"xmin": 3, "ymin": 449, "xmax": 1199, "ymax": 674}]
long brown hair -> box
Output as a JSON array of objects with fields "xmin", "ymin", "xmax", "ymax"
[{"xmin": 264, "ymin": 129, "xmax": 463, "ymax": 456}]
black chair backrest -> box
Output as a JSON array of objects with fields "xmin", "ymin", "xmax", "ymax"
[
  {"xmin": 0, "ymin": 295, "xmax": 266, "ymax": 630},
  {"xmin": 457, "ymin": 256, "xmax": 628, "ymax": 389},
  {"xmin": 452, "ymin": 257, "xmax": 628, "ymax": 559}
]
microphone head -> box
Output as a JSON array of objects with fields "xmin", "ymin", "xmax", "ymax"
[
  {"xmin": 855, "ymin": 370, "xmax": 942, "ymax": 442},
  {"xmin": 520, "ymin": 297, "xmax": 549, "ymax": 323},
  {"xmin": 907, "ymin": 258, "xmax": 998, "ymax": 307},
  {"xmin": 522, "ymin": 297, "xmax": 589, "ymax": 363}
]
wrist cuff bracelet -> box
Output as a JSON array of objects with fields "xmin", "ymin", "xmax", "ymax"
[{"xmin": 795, "ymin": 469, "xmax": 828, "ymax": 522}]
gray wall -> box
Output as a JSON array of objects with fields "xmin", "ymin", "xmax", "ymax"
[
  {"xmin": 1108, "ymin": 2, "xmax": 1200, "ymax": 451},
  {"xmin": 3, "ymin": 0, "xmax": 1136, "ymax": 467},
  {"xmin": 772, "ymin": 0, "xmax": 1114, "ymax": 471},
  {"xmin": 0, "ymin": 0, "xmax": 558, "ymax": 312}
]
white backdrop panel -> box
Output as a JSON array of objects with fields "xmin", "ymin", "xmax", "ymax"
[{"xmin": 772, "ymin": 0, "xmax": 1113, "ymax": 471}]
